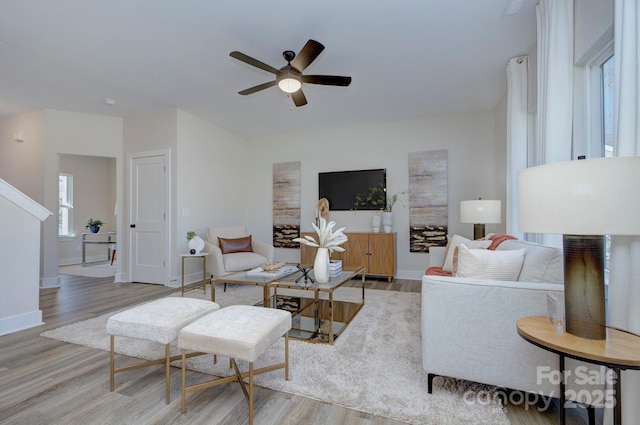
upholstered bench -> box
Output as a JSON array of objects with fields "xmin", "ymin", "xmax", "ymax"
[
  {"xmin": 179, "ymin": 305, "xmax": 291, "ymax": 425},
  {"xmin": 106, "ymin": 297, "xmax": 220, "ymax": 404}
]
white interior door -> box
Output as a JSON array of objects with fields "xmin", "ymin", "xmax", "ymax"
[{"xmin": 129, "ymin": 152, "xmax": 168, "ymax": 284}]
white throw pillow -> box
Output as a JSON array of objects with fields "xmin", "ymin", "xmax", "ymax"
[
  {"xmin": 455, "ymin": 244, "xmax": 525, "ymax": 281},
  {"xmin": 442, "ymin": 235, "xmax": 491, "ymax": 273},
  {"xmin": 442, "ymin": 234, "xmax": 470, "ymax": 273},
  {"xmin": 452, "ymin": 241, "xmax": 492, "ymax": 275}
]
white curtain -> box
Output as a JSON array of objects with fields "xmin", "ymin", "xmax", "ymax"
[
  {"xmin": 607, "ymin": 0, "xmax": 640, "ymax": 423},
  {"xmin": 505, "ymin": 56, "xmax": 528, "ymax": 239},
  {"xmin": 535, "ymin": 0, "xmax": 574, "ymax": 247},
  {"xmin": 535, "ymin": 0, "xmax": 574, "ymax": 166}
]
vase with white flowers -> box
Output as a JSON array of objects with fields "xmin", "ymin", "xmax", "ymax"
[{"xmin": 293, "ymin": 218, "xmax": 348, "ymax": 283}]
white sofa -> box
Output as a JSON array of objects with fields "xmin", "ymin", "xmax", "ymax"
[{"xmin": 421, "ymin": 239, "xmax": 602, "ymax": 400}]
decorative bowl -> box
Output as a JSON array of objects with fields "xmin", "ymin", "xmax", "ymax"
[{"xmin": 261, "ymin": 262, "xmax": 285, "ymax": 272}]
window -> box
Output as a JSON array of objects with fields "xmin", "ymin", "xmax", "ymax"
[
  {"xmin": 585, "ymin": 42, "xmax": 614, "ymax": 159},
  {"xmin": 601, "ymin": 55, "xmax": 615, "ymax": 281},
  {"xmin": 59, "ymin": 173, "xmax": 74, "ymax": 237},
  {"xmin": 586, "ymin": 50, "xmax": 615, "ymax": 286},
  {"xmin": 601, "ymin": 55, "xmax": 615, "ymax": 158}
]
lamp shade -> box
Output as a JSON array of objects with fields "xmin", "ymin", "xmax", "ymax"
[
  {"xmin": 277, "ymin": 77, "xmax": 302, "ymax": 93},
  {"xmin": 519, "ymin": 157, "xmax": 640, "ymax": 235},
  {"xmin": 460, "ymin": 200, "xmax": 502, "ymax": 224}
]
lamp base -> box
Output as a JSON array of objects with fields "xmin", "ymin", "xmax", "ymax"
[
  {"xmin": 473, "ymin": 224, "xmax": 485, "ymax": 240},
  {"xmin": 563, "ymin": 235, "xmax": 606, "ymax": 340}
]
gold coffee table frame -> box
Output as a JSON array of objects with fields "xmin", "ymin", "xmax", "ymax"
[{"xmin": 211, "ymin": 265, "xmax": 366, "ymax": 344}]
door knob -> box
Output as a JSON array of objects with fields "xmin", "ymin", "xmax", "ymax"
[{"xmin": 130, "ymin": 224, "xmax": 136, "ymax": 228}]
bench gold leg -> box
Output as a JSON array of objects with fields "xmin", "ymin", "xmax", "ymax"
[
  {"xmin": 249, "ymin": 362, "xmax": 254, "ymax": 425},
  {"xmin": 181, "ymin": 349, "xmax": 187, "ymax": 413},
  {"xmin": 180, "ymin": 330, "xmax": 290, "ymax": 424},
  {"xmin": 110, "ymin": 335, "xmax": 115, "ymax": 392},
  {"xmin": 165, "ymin": 344, "xmax": 170, "ymax": 404},
  {"xmin": 285, "ymin": 333, "xmax": 289, "ymax": 381}
]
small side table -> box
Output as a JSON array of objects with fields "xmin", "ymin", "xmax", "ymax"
[
  {"xmin": 516, "ymin": 316, "xmax": 640, "ymax": 425},
  {"xmin": 180, "ymin": 253, "xmax": 210, "ymax": 300}
]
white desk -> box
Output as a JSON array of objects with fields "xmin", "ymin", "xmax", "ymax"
[{"xmin": 82, "ymin": 232, "xmax": 116, "ymax": 266}]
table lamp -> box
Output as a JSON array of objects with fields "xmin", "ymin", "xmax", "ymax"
[
  {"xmin": 460, "ymin": 199, "xmax": 502, "ymax": 240},
  {"xmin": 519, "ymin": 157, "xmax": 640, "ymax": 340}
]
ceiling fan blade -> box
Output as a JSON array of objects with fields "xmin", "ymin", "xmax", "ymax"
[
  {"xmin": 291, "ymin": 89, "xmax": 308, "ymax": 107},
  {"xmin": 238, "ymin": 80, "xmax": 277, "ymax": 95},
  {"xmin": 230, "ymin": 51, "xmax": 278, "ymax": 74},
  {"xmin": 302, "ymin": 75, "xmax": 352, "ymax": 87},
  {"xmin": 291, "ymin": 39, "xmax": 325, "ymax": 72}
]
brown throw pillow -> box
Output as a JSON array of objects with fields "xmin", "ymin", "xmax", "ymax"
[{"xmin": 218, "ymin": 235, "xmax": 253, "ymax": 254}]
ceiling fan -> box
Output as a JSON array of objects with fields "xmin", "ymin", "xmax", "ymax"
[{"xmin": 229, "ymin": 39, "xmax": 352, "ymax": 107}]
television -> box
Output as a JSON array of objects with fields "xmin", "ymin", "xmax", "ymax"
[{"xmin": 318, "ymin": 169, "xmax": 386, "ymax": 211}]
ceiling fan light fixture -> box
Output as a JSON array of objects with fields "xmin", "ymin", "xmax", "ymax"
[
  {"xmin": 231, "ymin": 39, "xmax": 350, "ymax": 106},
  {"xmin": 277, "ymin": 76, "xmax": 302, "ymax": 93}
]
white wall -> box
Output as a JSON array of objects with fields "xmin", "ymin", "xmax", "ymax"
[
  {"xmin": 175, "ymin": 110, "xmax": 250, "ymax": 283},
  {"xmin": 0, "ymin": 111, "xmax": 46, "ymax": 203},
  {"xmin": 246, "ymin": 111, "xmax": 503, "ymax": 279}
]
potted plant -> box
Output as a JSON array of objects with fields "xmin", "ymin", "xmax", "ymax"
[
  {"xmin": 186, "ymin": 231, "xmax": 204, "ymax": 254},
  {"xmin": 353, "ymin": 182, "xmax": 387, "ymax": 211},
  {"xmin": 354, "ymin": 185, "xmax": 408, "ymax": 232},
  {"xmin": 85, "ymin": 218, "xmax": 104, "ymax": 233}
]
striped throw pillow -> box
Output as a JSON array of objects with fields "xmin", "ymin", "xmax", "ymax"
[{"xmin": 455, "ymin": 244, "xmax": 525, "ymax": 281}]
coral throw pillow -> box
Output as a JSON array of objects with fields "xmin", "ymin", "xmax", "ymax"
[{"xmin": 218, "ymin": 235, "xmax": 253, "ymax": 254}]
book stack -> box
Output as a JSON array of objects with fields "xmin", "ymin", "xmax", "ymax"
[{"xmin": 329, "ymin": 260, "xmax": 342, "ymax": 277}]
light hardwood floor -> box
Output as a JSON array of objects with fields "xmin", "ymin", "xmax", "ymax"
[{"xmin": 0, "ymin": 274, "xmax": 598, "ymax": 424}]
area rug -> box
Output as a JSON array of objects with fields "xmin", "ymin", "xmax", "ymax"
[
  {"xmin": 41, "ymin": 285, "xmax": 508, "ymax": 425},
  {"xmin": 59, "ymin": 264, "xmax": 116, "ymax": 278}
]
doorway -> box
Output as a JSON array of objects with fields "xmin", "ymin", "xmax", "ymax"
[{"xmin": 57, "ymin": 154, "xmax": 117, "ymax": 277}]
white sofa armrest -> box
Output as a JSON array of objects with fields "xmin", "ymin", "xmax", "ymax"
[
  {"xmin": 428, "ymin": 246, "xmax": 446, "ymax": 268},
  {"xmin": 203, "ymin": 240, "xmax": 226, "ymax": 278}
]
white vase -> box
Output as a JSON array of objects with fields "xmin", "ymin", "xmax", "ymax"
[
  {"xmin": 314, "ymin": 247, "xmax": 330, "ymax": 284},
  {"xmin": 188, "ymin": 236, "xmax": 204, "ymax": 254},
  {"xmin": 371, "ymin": 214, "xmax": 382, "ymax": 233},
  {"xmin": 382, "ymin": 212, "xmax": 393, "ymax": 233}
]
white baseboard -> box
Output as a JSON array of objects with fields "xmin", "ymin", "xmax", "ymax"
[
  {"xmin": 41, "ymin": 276, "xmax": 61, "ymax": 288},
  {"xmin": 395, "ymin": 269, "xmax": 424, "ymax": 281},
  {"xmin": 0, "ymin": 309, "xmax": 44, "ymax": 336},
  {"xmin": 59, "ymin": 254, "xmax": 110, "ymax": 266}
]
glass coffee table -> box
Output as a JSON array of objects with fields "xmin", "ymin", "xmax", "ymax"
[{"xmin": 211, "ymin": 265, "xmax": 366, "ymax": 344}]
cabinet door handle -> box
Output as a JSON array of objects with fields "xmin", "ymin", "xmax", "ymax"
[{"xmin": 130, "ymin": 224, "xmax": 136, "ymax": 228}]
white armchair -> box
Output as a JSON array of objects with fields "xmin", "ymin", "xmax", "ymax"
[{"xmin": 203, "ymin": 225, "xmax": 274, "ymax": 278}]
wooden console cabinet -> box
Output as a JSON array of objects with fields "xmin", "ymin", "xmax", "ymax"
[{"xmin": 299, "ymin": 232, "xmax": 396, "ymax": 282}]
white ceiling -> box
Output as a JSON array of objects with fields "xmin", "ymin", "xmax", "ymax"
[{"xmin": 0, "ymin": 0, "xmax": 537, "ymax": 139}]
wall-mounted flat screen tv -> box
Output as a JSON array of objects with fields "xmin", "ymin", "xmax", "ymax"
[{"xmin": 318, "ymin": 168, "xmax": 386, "ymax": 211}]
